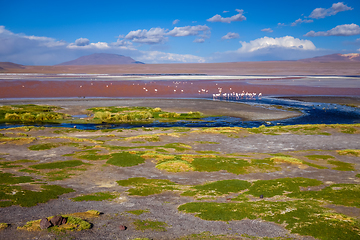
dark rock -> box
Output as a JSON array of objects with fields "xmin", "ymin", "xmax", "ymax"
[
  {"xmin": 50, "ymin": 215, "xmax": 63, "ymax": 226},
  {"xmin": 119, "ymin": 225, "xmax": 127, "ymax": 231},
  {"xmin": 260, "ymin": 194, "xmax": 264, "ymax": 199},
  {"xmin": 61, "ymin": 218, "xmax": 67, "ymax": 225},
  {"xmin": 40, "ymin": 218, "xmax": 52, "ymax": 229}
]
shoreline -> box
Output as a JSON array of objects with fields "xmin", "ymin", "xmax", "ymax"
[
  {"xmin": 0, "ymin": 98, "xmax": 302, "ymax": 121},
  {"xmin": 279, "ymin": 96, "xmax": 360, "ymax": 107}
]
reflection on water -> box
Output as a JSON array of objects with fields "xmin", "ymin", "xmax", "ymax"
[{"xmin": 0, "ymin": 97, "xmax": 359, "ymax": 130}]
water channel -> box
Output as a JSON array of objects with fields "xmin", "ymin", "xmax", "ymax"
[{"xmin": 1, "ymin": 97, "xmax": 359, "ymax": 130}]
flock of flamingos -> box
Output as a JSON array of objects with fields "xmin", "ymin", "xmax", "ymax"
[
  {"xmin": 136, "ymin": 81, "xmax": 263, "ymax": 100},
  {"xmin": 212, "ymin": 88, "xmax": 262, "ymax": 100}
]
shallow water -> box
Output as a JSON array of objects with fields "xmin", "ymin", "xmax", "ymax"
[{"xmin": 1, "ymin": 97, "xmax": 359, "ymax": 130}]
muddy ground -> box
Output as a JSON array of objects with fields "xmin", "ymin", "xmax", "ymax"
[{"xmin": 0, "ymin": 99, "xmax": 359, "ymax": 240}]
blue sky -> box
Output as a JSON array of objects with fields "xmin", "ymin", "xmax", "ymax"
[{"xmin": 0, "ymin": 0, "xmax": 359, "ymax": 65}]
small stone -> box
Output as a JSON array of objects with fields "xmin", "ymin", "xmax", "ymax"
[
  {"xmin": 40, "ymin": 218, "xmax": 52, "ymax": 229},
  {"xmin": 61, "ymin": 218, "xmax": 67, "ymax": 225},
  {"xmin": 119, "ymin": 225, "xmax": 127, "ymax": 231},
  {"xmin": 50, "ymin": 215, "xmax": 63, "ymax": 226}
]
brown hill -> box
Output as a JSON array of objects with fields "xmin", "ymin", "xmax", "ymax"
[
  {"xmin": 0, "ymin": 62, "xmax": 25, "ymax": 70},
  {"xmin": 56, "ymin": 53, "xmax": 144, "ymax": 66},
  {"xmin": 299, "ymin": 53, "xmax": 360, "ymax": 62}
]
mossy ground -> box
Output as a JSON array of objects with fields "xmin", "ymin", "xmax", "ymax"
[
  {"xmin": 132, "ymin": 219, "xmax": 168, "ymax": 232},
  {"xmin": 28, "ymin": 143, "xmax": 59, "ymax": 151},
  {"xmin": 181, "ymin": 180, "xmax": 251, "ymax": 198},
  {"xmin": 114, "ymin": 174, "xmax": 360, "ymax": 239},
  {"xmin": 17, "ymin": 210, "xmax": 99, "ymax": 232},
  {"xmin": 179, "ymin": 201, "xmax": 360, "ymax": 240},
  {"xmin": 107, "ymin": 152, "xmax": 145, "ymax": 167},
  {"xmin": 0, "ymin": 183, "xmax": 74, "ymax": 207},
  {"xmin": 0, "ymin": 123, "xmax": 359, "ymax": 239},
  {"xmin": 71, "ymin": 192, "xmax": 118, "ymax": 202},
  {"xmin": 117, "ymin": 177, "xmax": 178, "ymax": 196},
  {"xmin": 126, "ymin": 209, "xmax": 150, "ymax": 215},
  {"xmin": 0, "ymin": 223, "xmax": 8, "ymax": 230},
  {"xmin": 178, "ymin": 177, "xmax": 360, "ymax": 240}
]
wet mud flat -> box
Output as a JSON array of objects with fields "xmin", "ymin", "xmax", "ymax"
[{"xmin": 0, "ymin": 120, "xmax": 360, "ymax": 239}]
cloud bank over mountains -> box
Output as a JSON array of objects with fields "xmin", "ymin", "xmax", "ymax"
[{"xmin": 239, "ymin": 36, "xmax": 316, "ymax": 52}]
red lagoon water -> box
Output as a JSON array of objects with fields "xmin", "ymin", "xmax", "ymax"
[{"xmin": 1, "ymin": 79, "xmax": 359, "ymax": 99}]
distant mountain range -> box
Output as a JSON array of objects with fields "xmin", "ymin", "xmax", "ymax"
[
  {"xmin": 299, "ymin": 53, "xmax": 360, "ymax": 62},
  {"xmin": 1, "ymin": 53, "xmax": 359, "ymax": 72},
  {"xmin": 56, "ymin": 53, "xmax": 144, "ymax": 66}
]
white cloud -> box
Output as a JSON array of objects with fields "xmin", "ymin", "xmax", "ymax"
[
  {"xmin": 110, "ymin": 39, "xmax": 135, "ymax": 49},
  {"xmin": 238, "ymin": 36, "xmax": 316, "ymax": 52},
  {"xmin": 19, "ymin": 34, "xmax": 66, "ymax": 47},
  {"xmin": 305, "ymin": 23, "xmax": 360, "ymax": 37},
  {"xmin": 0, "ymin": 25, "xmax": 75, "ymax": 65},
  {"xmin": 0, "ymin": 25, "xmax": 9, "ymax": 34},
  {"xmin": 221, "ymin": 32, "xmax": 240, "ymax": 40},
  {"xmin": 137, "ymin": 50, "xmax": 205, "ymax": 63},
  {"xmin": 172, "ymin": 19, "xmax": 180, "ymax": 25},
  {"xmin": 193, "ymin": 38, "xmax": 205, "ymax": 43},
  {"xmin": 291, "ymin": 18, "xmax": 313, "ymax": 26},
  {"xmin": 223, "ymin": 11, "xmax": 229, "ymax": 13},
  {"xmin": 0, "ymin": 25, "xmax": 66, "ymax": 51},
  {"xmin": 261, "ymin": 28, "xmax": 273, "ymax": 33},
  {"xmin": 67, "ymin": 41, "xmax": 110, "ymax": 49},
  {"xmin": 167, "ymin": 25, "xmax": 210, "ymax": 37},
  {"xmin": 90, "ymin": 42, "xmax": 110, "ymax": 49},
  {"xmin": 277, "ymin": 23, "xmax": 285, "ymax": 27},
  {"xmin": 124, "ymin": 27, "xmax": 168, "ymax": 44},
  {"xmin": 207, "ymin": 9, "xmax": 246, "ymax": 23},
  {"xmin": 122, "ymin": 25, "xmax": 210, "ymax": 45},
  {"xmin": 74, "ymin": 38, "xmax": 90, "ymax": 46},
  {"xmin": 210, "ymin": 36, "xmax": 322, "ymax": 62},
  {"xmin": 309, "ymin": 2, "xmax": 353, "ymax": 19}
]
